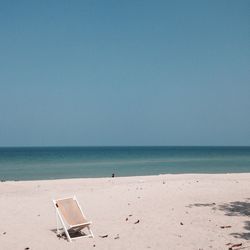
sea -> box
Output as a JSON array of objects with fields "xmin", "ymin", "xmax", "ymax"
[{"xmin": 0, "ymin": 146, "xmax": 250, "ymax": 181}]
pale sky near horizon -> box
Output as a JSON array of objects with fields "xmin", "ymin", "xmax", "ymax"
[{"xmin": 0, "ymin": 1, "xmax": 249, "ymax": 146}]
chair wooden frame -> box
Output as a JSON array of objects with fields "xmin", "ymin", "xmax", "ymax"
[{"xmin": 53, "ymin": 195, "xmax": 94, "ymax": 242}]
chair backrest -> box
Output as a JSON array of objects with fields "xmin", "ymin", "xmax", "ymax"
[{"xmin": 56, "ymin": 198, "xmax": 87, "ymax": 225}]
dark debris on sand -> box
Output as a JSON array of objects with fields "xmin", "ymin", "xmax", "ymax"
[
  {"xmin": 99, "ymin": 234, "xmax": 108, "ymax": 238},
  {"xmin": 114, "ymin": 234, "xmax": 120, "ymax": 239}
]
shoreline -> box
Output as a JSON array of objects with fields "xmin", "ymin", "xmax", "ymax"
[
  {"xmin": 1, "ymin": 171, "xmax": 250, "ymax": 183},
  {"xmin": 1, "ymin": 173, "xmax": 250, "ymax": 249}
]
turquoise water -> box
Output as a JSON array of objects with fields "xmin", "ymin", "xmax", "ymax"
[{"xmin": 0, "ymin": 146, "xmax": 250, "ymax": 181}]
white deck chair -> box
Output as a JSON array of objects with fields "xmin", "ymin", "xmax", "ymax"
[{"xmin": 53, "ymin": 195, "xmax": 94, "ymax": 242}]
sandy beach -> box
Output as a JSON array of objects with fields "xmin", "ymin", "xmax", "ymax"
[{"xmin": 0, "ymin": 174, "xmax": 250, "ymax": 250}]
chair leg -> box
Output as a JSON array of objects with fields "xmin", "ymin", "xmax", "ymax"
[
  {"xmin": 64, "ymin": 229, "xmax": 72, "ymax": 242},
  {"xmin": 88, "ymin": 226, "xmax": 94, "ymax": 238}
]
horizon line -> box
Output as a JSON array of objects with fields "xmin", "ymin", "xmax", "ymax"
[{"xmin": 0, "ymin": 145, "xmax": 250, "ymax": 148}]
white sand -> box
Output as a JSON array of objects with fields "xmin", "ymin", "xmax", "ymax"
[{"xmin": 0, "ymin": 174, "xmax": 250, "ymax": 250}]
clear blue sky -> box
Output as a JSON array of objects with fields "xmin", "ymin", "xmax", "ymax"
[{"xmin": 0, "ymin": 1, "xmax": 249, "ymax": 146}]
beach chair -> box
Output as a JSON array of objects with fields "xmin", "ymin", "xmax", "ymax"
[{"xmin": 53, "ymin": 195, "xmax": 94, "ymax": 242}]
